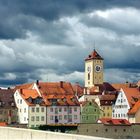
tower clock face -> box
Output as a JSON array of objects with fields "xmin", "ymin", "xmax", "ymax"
[
  {"xmin": 95, "ymin": 65, "xmax": 101, "ymax": 72},
  {"xmin": 87, "ymin": 66, "xmax": 91, "ymax": 73}
]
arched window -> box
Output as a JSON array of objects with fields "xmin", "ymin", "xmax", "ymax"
[{"xmin": 88, "ymin": 73, "xmax": 90, "ymax": 80}]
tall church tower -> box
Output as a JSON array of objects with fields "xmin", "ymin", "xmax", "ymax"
[{"xmin": 85, "ymin": 49, "xmax": 104, "ymax": 88}]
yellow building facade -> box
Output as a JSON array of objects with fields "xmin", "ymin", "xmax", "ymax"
[{"xmin": 85, "ymin": 50, "xmax": 104, "ymax": 88}]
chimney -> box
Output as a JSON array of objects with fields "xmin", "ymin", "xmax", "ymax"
[
  {"xmin": 7, "ymin": 87, "xmax": 10, "ymax": 90},
  {"xmin": 20, "ymin": 89, "xmax": 23, "ymax": 93},
  {"xmin": 60, "ymin": 81, "xmax": 63, "ymax": 88},
  {"xmin": 36, "ymin": 80, "xmax": 39, "ymax": 85}
]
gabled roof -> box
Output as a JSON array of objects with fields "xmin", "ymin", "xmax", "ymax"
[
  {"xmin": 19, "ymin": 89, "xmax": 45, "ymax": 106},
  {"xmin": 98, "ymin": 118, "xmax": 131, "ymax": 125},
  {"xmin": 43, "ymin": 94, "xmax": 79, "ymax": 106},
  {"xmin": 85, "ymin": 49, "xmax": 103, "ymax": 61},
  {"xmin": 20, "ymin": 89, "xmax": 40, "ymax": 99},
  {"xmin": 122, "ymin": 88, "xmax": 140, "ymax": 107},
  {"xmin": 128, "ymin": 100, "xmax": 140, "ymax": 115},
  {"xmin": 112, "ymin": 83, "xmax": 129, "ymax": 90},
  {"xmin": 37, "ymin": 81, "xmax": 75, "ymax": 95},
  {"xmin": 15, "ymin": 83, "xmax": 34, "ymax": 90}
]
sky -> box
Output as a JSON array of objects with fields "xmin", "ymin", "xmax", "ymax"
[{"xmin": 0, "ymin": 0, "xmax": 140, "ymax": 87}]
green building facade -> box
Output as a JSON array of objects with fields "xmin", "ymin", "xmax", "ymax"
[{"xmin": 81, "ymin": 101, "xmax": 101, "ymax": 123}]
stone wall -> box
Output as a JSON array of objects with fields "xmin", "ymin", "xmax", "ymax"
[
  {"xmin": 0, "ymin": 126, "xmax": 109, "ymax": 140},
  {"xmin": 77, "ymin": 123, "xmax": 140, "ymax": 139}
]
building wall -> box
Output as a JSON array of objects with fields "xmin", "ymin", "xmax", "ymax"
[
  {"xmin": 135, "ymin": 108, "xmax": 140, "ymax": 123},
  {"xmin": 77, "ymin": 123, "xmax": 140, "ymax": 139},
  {"xmin": 14, "ymin": 90, "xmax": 28, "ymax": 124},
  {"xmin": 0, "ymin": 126, "xmax": 106, "ymax": 140},
  {"xmin": 100, "ymin": 106, "xmax": 112, "ymax": 118},
  {"xmin": 28, "ymin": 105, "xmax": 46, "ymax": 128},
  {"xmin": 0, "ymin": 108, "xmax": 17, "ymax": 123},
  {"xmin": 47, "ymin": 106, "xmax": 80, "ymax": 125},
  {"xmin": 81, "ymin": 102, "xmax": 100, "ymax": 123},
  {"xmin": 112, "ymin": 89, "xmax": 130, "ymax": 120}
]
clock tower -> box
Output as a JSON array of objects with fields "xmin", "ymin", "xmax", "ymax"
[{"xmin": 85, "ymin": 49, "xmax": 104, "ymax": 88}]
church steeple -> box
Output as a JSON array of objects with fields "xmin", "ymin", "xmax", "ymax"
[{"xmin": 85, "ymin": 49, "xmax": 104, "ymax": 88}]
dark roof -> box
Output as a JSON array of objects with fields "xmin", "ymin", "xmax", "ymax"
[
  {"xmin": 85, "ymin": 49, "xmax": 103, "ymax": 61},
  {"xmin": 0, "ymin": 89, "xmax": 16, "ymax": 108},
  {"xmin": 95, "ymin": 82, "xmax": 116, "ymax": 92}
]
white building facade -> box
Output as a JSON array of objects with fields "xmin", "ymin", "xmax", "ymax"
[{"xmin": 112, "ymin": 89, "xmax": 130, "ymax": 120}]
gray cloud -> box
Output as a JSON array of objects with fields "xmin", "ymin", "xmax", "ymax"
[{"xmin": 0, "ymin": 1, "xmax": 139, "ymax": 86}]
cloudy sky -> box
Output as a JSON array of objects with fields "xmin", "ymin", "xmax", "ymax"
[{"xmin": 0, "ymin": 0, "xmax": 140, "ymax": 87}]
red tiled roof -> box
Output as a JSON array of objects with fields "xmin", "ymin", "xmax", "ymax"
[
  {"xmin": 128, "ymin": 100, "xmax": 140, "ymax": 115},
  {"xmin": 85, "ymin": 49, "xmax": 103, "ymax": 61},
  {"xmin": 0, "ymin": 122, "xmax": 7, "ymax": 126},
  {"xmin": 72, "ymin": 84, "xmax": 84, "ymax": 97},
  {"xmin": 37, "ymin": 81, "xmax": 74, "ymax": 95},
  {"xmin": 98, "ymin": 118, "xmax": 131, "ymax": 125},
  {"xmin": 112, "ymin": 83, "xmax": 130, "ymax": 90},
  {"xmin": 15, "ymin": 83, "xmax": 34, "ymax": 90},
  {"xmin": 20, "ymin": 89, "xmax": 40, "ymax": 99},
  {"xmin": 122, "ymin": 88, "xmax": 140, "ymax": 107}
]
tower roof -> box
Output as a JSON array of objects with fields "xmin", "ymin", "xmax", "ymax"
[{"xmin": 85, "ymin": 49, "xmax": 103, "ymax": 61}]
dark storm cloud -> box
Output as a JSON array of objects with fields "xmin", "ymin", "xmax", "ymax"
[
  {"xmin": 0, "ymin": 0, "xmax": 140, "ymax": 39},
  {"xmin": 0, "ymin": 0, "xmax": 139, "ymax": 86}
]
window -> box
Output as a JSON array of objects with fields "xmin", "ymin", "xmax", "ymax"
[
  {"xmin": 17, "ymin": 99, "xmax": 19, "ymax": 104},
  {"xmin": 118, "ymin": 114, "xmax": 120, "ymax": 117},
  {"xmin": 20, "ymin": 109, "xmax": 22, "ymax": 112},
  {"xmin": 0, "ymin": 110, "xmax": 3, "ymax": 114},
  {"xmin": 114, "ymin": 129, "xmax": 117, "ymax": 132},
  {"xmin": 31, "ymin": 125, "xmax": 34, "ymax": 128},
  {"xmin": 50, "ymin": 116, "xmax": 53, "ymax": 120},
  {"xmin": 36, "ymin": 108, "xmax": 39, "ymax": 112},
  {"xmin": 32, "ymin": 108, "xmax": 35, "ymax": 112},
  {"xmin": 59, "ymin": 115, "xmax": 62, "ymax": 120},
  {"xmin": 24, "ymin": 108, "xmax": 26, "ymax": 113},
  {"xmin": 64, "ymin": 115, "xmax": 67, "ymax": 120},
  {"xmin": 105, "ymin": 129, "xmax": 108, "ymax": 132},
  {"xmin": 50, "ymin": 108, "xmax": 53, "ymax": 112},
  {"xmin": 55, "ymin": 108, "xmax": 58, "ymax": 114},
  {"xmin": 41, "ymin": 107, "xmax": 44, "ymax": 112},
  {"xmin": 69, "ymin": 108, "xmax": 72, "ymax": 113},
  {"xmin": 123, "ymin": 129, "xmax": 126, "ymax": 132},
  {"xmin": 103, "ymin": 113, "xmax": 105, "ymax": 116},
  {"xmin": 36, "ymin": 116, "xmax": 39, "ymax": 121},
  {"xmin": 74, "ymin": 115, "xmax": 77, "ymax": 120},
  {"xmin": 74, "ymin": 107, "xmax": 77, "ymax": 112},
  {"xmin": 41, "ymin": 116, "xmax": 44, "ymax": 121},
  {"xmin": 59, "ymin": 108, "xmax": 62, "ymax": 112},
  {"xmin": 94, "ymin": 109, "xmax": 96, "ymax": 112},
  {"xmin": 31, "ymin": 116, "xmax": 35, "ymax": 121},
  {"xmin": 107, "ymin": 107, "xmax": 109, "ymax": 110},
  {"xmin": 88, "ymin": 73, "xmax": 90, "ymax": 80},
  {"xmin": 64, "ymin": 108, "xmax": 67, "ymax": 112},
  {"xmin": 20, "ymin": 99, "xmax": 22, "ymax": 104},
  {"xmin": 24, "ymin": 117, "xmax": 26, "ymax": 121},
  {"xmin": 107, "ymin": 113, "xmax": 110, "ymax": 116}
]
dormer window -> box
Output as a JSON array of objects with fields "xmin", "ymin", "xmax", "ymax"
[{"xmin": 11, "ymin": 102, "xmax": 14, "ymax": 106}]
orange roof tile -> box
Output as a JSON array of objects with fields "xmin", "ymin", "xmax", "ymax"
[
  {"xmin": 122, "ymin": 88, "xmax": 140, "ymax": 107},
  {"xmin": 0, "ymin": 122, "xmax": 7, "ymax": 126},
  {"xmin": 98, "ymin": 118, "xmax": 131, "ymax": 125},
  {"xmin": 20, "ymin": 89, "xmax": 40, "ymax": 99},
  {"xmin": 112, "ymin": 83, "xmax": 129, "ymax": 90},
  {"xmin": 37, "ymin": 81, "xmax": 75, "ymax": 95},
  {"xmin": 128, "ymin": 100, "xmax": 140, "ymax": 115},
  {"xmin": 15, "ymin": 83, "xmax": 34, "ymax": 90}
]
